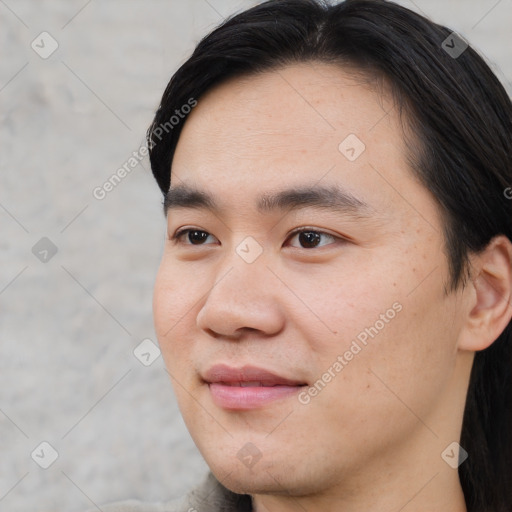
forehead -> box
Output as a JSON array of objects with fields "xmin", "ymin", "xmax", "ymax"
[
  {"xmin": 176, "ymin": 62, "xmax": 398, "ymax": 161},
  {"xmin": 170, "ymin": 62, "xmax": 439, "ymax": 229}
]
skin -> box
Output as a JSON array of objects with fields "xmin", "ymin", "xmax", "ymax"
[{"xmin": 153, "ymin": 62, "xmax": 512, "ymax": 512}]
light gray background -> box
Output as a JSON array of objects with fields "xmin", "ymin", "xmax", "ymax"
[{"xmin": 0, "ymin": 1, "xmax": 511, "ymax": 511}]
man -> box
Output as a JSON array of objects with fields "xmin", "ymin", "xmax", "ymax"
[{"xmin": 88, "ymin": 0, "xmax": 512, "ymax": 510}]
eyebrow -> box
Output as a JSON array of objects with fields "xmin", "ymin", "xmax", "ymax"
[{"xmin": 163, "ymin": 183, "xmax": 373, "ymax": 218}]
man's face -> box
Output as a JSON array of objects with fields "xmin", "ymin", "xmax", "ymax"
[{"xmin": 153, "ymin": 63, "xmax": 468, "ymax": 496}]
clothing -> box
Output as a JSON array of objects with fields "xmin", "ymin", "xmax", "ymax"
[{"xmin": 84, "ymin": 471, "xmax": 253, "ymax": 512}]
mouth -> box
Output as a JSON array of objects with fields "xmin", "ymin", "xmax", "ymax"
[
  {"xmin": 202, "ymin": 364, "xmax": 308, "ymax": 410},
  {"xmin": 218, "ymin": 381, "xmax": 293, "ymax": 387}
]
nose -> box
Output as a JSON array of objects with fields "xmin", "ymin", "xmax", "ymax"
[{"xmin": 196, "ymin": 257, "xmax": 286, "ymax": 340}]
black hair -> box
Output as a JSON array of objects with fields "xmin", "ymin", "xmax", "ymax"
[{"xmin": 147, "ymin": 1, "xmax": 512, "ymax": 510}]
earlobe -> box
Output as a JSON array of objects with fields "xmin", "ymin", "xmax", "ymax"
[{"xmin": 458, "ymin": 235, "xmax": 512, "ymax": 352}]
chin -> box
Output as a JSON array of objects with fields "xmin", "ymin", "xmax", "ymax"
[
  {"xmin": 205, "ymin": 452, "xmax": 312, "ymax": 497},
  {"xmin": 214, "ymin": 468, "xmax": 289, "ymax": 496}
]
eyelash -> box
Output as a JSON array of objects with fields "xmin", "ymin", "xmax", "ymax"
[{"xmin": 170, "ymin": 227, "xmax": 342, "ymax": 249}]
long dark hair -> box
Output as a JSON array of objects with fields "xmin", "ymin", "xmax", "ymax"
[{"xmin": 147, "ymin": 1, "xmax": 512, "ymax": 510}]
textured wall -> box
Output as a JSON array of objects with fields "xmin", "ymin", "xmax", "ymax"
[{"xmin": 0, "ymin": 1, "xmax": 510, "ymax": 511}]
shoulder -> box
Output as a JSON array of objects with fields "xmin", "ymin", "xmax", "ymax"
[
  {"xmin": 81, "ymin": 472, "xmax": 252, "ymax": 512},
  {"xmin": 82, "ymin": 496, "xmax": 182, "ymax": 512}
]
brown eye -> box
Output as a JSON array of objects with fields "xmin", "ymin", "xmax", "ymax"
[
  {"xmin": 172, "ymin": 227, "xmax": 341, "ymax": 249},
  {"xmin": 187, "ymin": 230, "xmax": 209, "ymax": 245},
  {"xmin": 288, "ymin": 229, "xmax": 338, "ymax": 249},
  {"xmin": 298, "ymin": 231, "xmax": 321, "ymax": 248},
  {"xmin": 172, "ymin": 229, "xmax": 216, "ymax": 245}
]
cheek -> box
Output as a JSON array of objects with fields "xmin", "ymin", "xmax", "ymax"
[
  {"xmin": 297, "ymin": 299, "xmax": 458, "ymax": 463},
  {"xmin": 289, "ymin": 243, "xmax": 456, "ymax": 398},
  {"xmin": 152, "ymin": 262, "xmax": 195, "ymax": 370},
  {"xmin": 152, "ymin": 268, "xmax": 175, "ymax": 340},
  {"xmin": 153, "ymin": 257, "xmax": 201, "ymax": 335},
  {"xmin": 279, "ymin": 256, "xmax": 403, "ymax": 357},
  {"xmin": 314, "ymin": 278, "xmax": 459, "ymax": 430}
]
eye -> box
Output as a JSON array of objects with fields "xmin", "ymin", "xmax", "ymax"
[
  {"xmin": 171, "ymin": 227, "xmax": 341, "ymax": 249},
  {"xmin": 171, "ymin": 228, "xmax": 218, "ymax": 245},
  {"xmin": 286, "ymin": 228, "xmax": 339, "ymax": 249}
]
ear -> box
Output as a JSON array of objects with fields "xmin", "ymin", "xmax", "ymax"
[{"xmin": 458, "ymin": 235, "xmax": 512, "ymax": 352}]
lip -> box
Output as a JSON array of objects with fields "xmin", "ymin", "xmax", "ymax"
[{"xmin": 202, "ymin": 364, "xmax": 307, "ymax": 410}]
